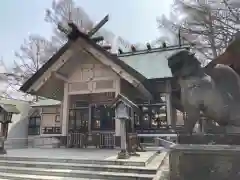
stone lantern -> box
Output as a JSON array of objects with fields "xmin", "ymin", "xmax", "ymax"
[
  {"xmin": 0, "ymin": 104, "xmax": 20, "ymax": 154},
  {"xmin": 111, "ymin": 94, "xmax": 139, "ymax": 159}
]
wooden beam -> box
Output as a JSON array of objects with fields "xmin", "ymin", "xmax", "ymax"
[
  {"xmin": 80, "ymin": 43, "xmax": 153, "ymax": 99},
  {"xmin": 91, "ymin": 36, "xmax": 104, "ymax": 42},
  {"xmin": 87, "ymin": 15, "xmax": 109, "ymax": 37},
  {"xmin": 53, "ymin": 72, "xmax": 68, "ymax": 82}
]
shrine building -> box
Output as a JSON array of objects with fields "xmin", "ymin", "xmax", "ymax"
[{"xmin": 20, "ymin": 23, "xmax": 188, "ymax": 148}]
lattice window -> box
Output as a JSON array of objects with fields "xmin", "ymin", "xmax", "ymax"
[
  {"xmin": 75, "ymin": 101, "xmax": 89, "ymax": 108},
  {"xmin": 28, "ymin": 116, "xmax": 41, "ymax": 135},
  {"xmin": 91, "ymin": 105, "xmax": 115, "ymax": 130}
]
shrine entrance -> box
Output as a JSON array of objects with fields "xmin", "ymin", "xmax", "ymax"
[
  {"xmin": 69, "ymin": 108, "xmax": 89, "ymax": 133},
  {"xmin": 67, "ymin": 93, "xmax": 117, "ymax": 148}
]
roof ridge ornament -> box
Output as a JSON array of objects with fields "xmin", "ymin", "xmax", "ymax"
[
  {"xmin": 117, "ymin": 44, "xmax": 191, "ymax": 57},
  {"xmin": 46, "ymin": 8, "xmax": 109, "ymax": 40}
]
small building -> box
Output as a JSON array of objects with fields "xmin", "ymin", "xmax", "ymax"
[
  {"xmin": 28, "ymin": 99, "xmax": 61, "ymax": 136},
  {"xmin": 20, "ymin": 24, "xmax": 188, "ymax": 148}
]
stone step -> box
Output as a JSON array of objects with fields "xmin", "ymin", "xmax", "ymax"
[
  {"xmin": 0, "ymin": 166, "xmax": 154, "ymax": 180},
  {"xmin": 152, "ymin": 152, "xmax": 169, "ymax": 180},
  {"xmin": 0, "ymin": 151, "xmax": 158, "ymax": 167},
  {"xmin": 0, "ymin": 152, "xmax": 167, "ymax": 180},
  {"xmin": 0, "ymin": 173, "xmax": 95, "ymax": 180},
  {"xmin": 0, "ymin": 160, "xmax": 157, "ymax": 174},
  {"xmin": 146, "ymin": 152, "xmax": 167, "ymax": 170}
]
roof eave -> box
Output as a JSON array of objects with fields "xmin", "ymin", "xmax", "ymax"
[{"xmin": 19, "ymin": 23, "xmax": 152, "ymax": 99}]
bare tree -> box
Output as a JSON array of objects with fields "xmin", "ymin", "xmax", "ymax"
[
  {"xmin": 3, "ymin": 0, "xmax": 149, "ymax": 101},
  {"xmin": 2, "ymin": 35, "xmax": 57, "ymax": 101},
  {"xmin": 45, "ymin": 0, "xmax": 140, "ymax": 53},
  {"xmin": 157, "ymin": 0, "xmax": 240, "ymax": 64}
]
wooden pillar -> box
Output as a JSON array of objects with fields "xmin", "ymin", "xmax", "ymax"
[
  {"xmin": 120, "ymin": 119, "xmax": 127, "ymax": 150},
  {"xmin": 114, "ymin": 79, "xmax": 121, "ymax": 147},
  {"xmin": 59, "ymin": 103, "xmax": 63, "ymax": 134},
  {"xmin": 62, "ymin": 82, "xmax": 69, "ymax": 136},
  {"xmin": 88, "ymin": 105, "xmax": 91, "ymax": 133},
  {"xmin": 115, "ymin": 79, "xmax": 121, "ymax": 136},
  {"xmin": 166, "ymin": 93, "xmax": 172, "ymax": 126},
  {"xmin": 117, "ymin": 118, "xmax": 129, "ymax": 159},
  {"xmin": 171, "ymin": 107, "xmax": 177, "ymax": 130},
  {"xmin": 165, "ymin": 80, "xmax": 173, "ymax": 127},
  {"xmin": 131, "ymin": 109, "xmax": 134, "ymax": 133}
]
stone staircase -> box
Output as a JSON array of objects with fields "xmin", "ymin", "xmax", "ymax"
[{"xmin": 0, "ymin": 151, "xmax": 167, "ymax": 180}]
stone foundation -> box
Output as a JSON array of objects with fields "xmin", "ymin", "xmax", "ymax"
[
  {"xmin": 178, "ymin": 134, "xmax": 240, "ymax": 145},
  {"xmin": 170, "ymin": 144, "xmax": 240, "ymax": 180}
]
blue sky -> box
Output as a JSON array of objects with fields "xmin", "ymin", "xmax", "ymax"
[{"xmin": 0, "ymin": 0, "xmax": 173, "ymax": 67}]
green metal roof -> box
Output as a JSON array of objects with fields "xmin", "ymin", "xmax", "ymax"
[
  {"xmin": 119, "ymin": 47, "xmax": 187, "ymax": 79},
  {"xmin": 31, "ymin": 99, "xmax": 61, "ymax": 107},
  {"xmin": 0, "ymin": 104, "xmax": 20, "ymax": 114}
]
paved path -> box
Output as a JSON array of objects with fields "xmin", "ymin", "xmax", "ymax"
[{"xmin": 4, "ymin": 148, "xmax": 119, "ymax": 160}]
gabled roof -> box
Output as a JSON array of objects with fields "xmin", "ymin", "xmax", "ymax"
[
  {"xmin": 0, "ymin": 104, "xmax": 20, "ymax": 114},
  {"xmin": 111, "ymin": 93, "xmax": 138, "ymax": 108},
  {"xmin": 111, "ymin": 93, "xmax": 140, "ymax": 114},
  {"xmin": 31, "ymin": 99, "xmax": 61, "ymax": 107},
  {"xmin": 20, "ymin": 23, "xmax": 148, "ymax": 93}
]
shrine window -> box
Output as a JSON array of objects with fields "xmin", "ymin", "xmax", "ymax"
[
  {"xmin": 160, "ymin": 94, "xmax": 166, "ymax": 103},
  {"xmin": 138, "ymin": 104, "xmax": 168, "ymax": 130},
  {"xmin": 150, "ymin": 105, "xmax": 167, "ymax": 129},
  {"xmin": 69, "ymin": 101, "xmax": 89, "ymax": 132},
  {"xmin": 91, "ymin": 105, "xmax": 115, "ymax": 131},
  {"xmin": 28, "ymin": 116, "xmax": 41, "ymax": 135},
  {"xmin": 69, "ymin": 108, "xmax": 89, "ymax": 132},
  {"xmin": 75, "ymin": 101, "xmax": 89, "ymax": 108},
  {"xmin": 141, "ymin": 106, "xmax": 151, "ymax": 129},
  {"xmin": 134, "ymin": 112, "xmax": 140, "ymax": 129}
]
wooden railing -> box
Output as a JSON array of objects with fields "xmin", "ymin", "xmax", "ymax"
[
  {"xmin": 66, "ymin": 131, "xmax": 116, "ymax": 149},
  {"xmin": 42, "ymin": 127, "xmax": 61, "ymax": 134},
  {"xmin": 67, "ymin": 132, "xmax": 85, "ymax": 148},
  {"xmin": 99, "ymin": 132, "xmax": 115, "ymax": 149}
]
